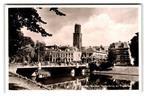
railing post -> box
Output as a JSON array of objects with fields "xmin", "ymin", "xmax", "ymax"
[{"xmin": 38, "ymin": 62, "xmax": 41, "ymax": 70}]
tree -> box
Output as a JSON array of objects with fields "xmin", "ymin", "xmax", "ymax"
[
  {"xmin": 107, "ymin": 43, "xmax": 116, "ymax": 66},
  {"xmin": 21, "ymin": 37, "xmax": 35, "ymax": 47},
  {"xmin": 49, "ymin": 8, "xmax": 66, "ymax": 16},
  {"xmin": 17, "ymin": 44, "xmax": 35, "ymax": 63},
  {"xmin": 129, "ymin": 32, "xmax": 139, "ymax": 66},
  {"xmin": 9, "ymin": 8, "xmax": 50, "ymax": 57},
  {"xmin": 100, "ymin": 45, "xmax": 105, "ymax": 50},
  {"xmin": 8, "ymin": 8, "xmax": 65, "ymax": 58},
  {"xmin": 34, "ymin": 41, "xmax": 46, "ymax": 62}
]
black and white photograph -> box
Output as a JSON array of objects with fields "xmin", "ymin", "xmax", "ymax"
[{"xmin": 7, "ymin": 4, "xmax": 141, "ymax": 90}]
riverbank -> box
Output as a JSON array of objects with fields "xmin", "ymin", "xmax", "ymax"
[
  {"xmin": 9, "ymin": 64, "xmax": 50, "ymax": 90},
  {"xmin": 9, "ymin": 72, "xmax": 50, "ymax": 90},
  {"xmin": 93, "ymin": 66, "xmax": 139, "ymax": 81}
]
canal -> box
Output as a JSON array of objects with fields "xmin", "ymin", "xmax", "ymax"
[
  {"xmin": 9, "ymin": 64, "xmax": 139, "ymax": 90},
  {"xmin": 32, "ymin": 73, "xmax": 139, "ymax": 90}
]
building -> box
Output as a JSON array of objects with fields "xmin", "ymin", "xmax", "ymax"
[
  {"xmin": 81, "ymin": 47, "xmax": 94, "ymax": 63},
  {"xmin": 81, "ymin": 47, "xmax": 107, "ymax": 63},
  {"xmin": 45, "ymin": 46, "xmax": 81, "ymax": 64},
  {"xmin": 73, "ymin": 24, "xmax": 82, "ymax": 50},
  {"xmin": 92, "ymin": 51, "xmax": 107, "ymax": 63},
  {"xmin": 109, "ymin": 41, "xmax": 131, "ymax": 66}
]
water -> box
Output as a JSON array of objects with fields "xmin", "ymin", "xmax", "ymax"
[{"xmin": 33, "ymin": 73, "xmax": 139, "ymax": 90}]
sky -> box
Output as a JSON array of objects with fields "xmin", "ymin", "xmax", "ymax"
[{"xmin": 22, "ymin": 6, "xmax": 139, "ymax": 46}]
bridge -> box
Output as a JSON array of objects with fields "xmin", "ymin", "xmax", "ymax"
[{"xmin": 16, "ymin": 63, "xmax": 89, "ymax": 77}]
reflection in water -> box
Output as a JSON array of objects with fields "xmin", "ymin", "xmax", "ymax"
[
  {"xmin": 33, "ymin": 73, "xmax": 139, "ymax": 90},
  {"xmin": 86, "ymin": 74, "xmax": 138, "ymax": 90}
]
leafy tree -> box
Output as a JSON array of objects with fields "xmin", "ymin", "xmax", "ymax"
[
  {"xmin": 100, "ymin": 45, "xmax": 105, "ymax": 50},
  {"xmin": 49, "ymin": 8, "xmax": 66, "ymax": 16},
  {"xmin": 9, "ymin": 8, "xmax": 50, "ymax": 57},
  {"xmin": 34, "ymin": 41, "xmax": 46, "ymax": 62},
  {"xmin": 21, "ymin": 37, "xmax": 35, "ymax": 47},
  {"xmin": 17, "ymin": 44, "xmax": 35, "ymax": 63},
  {"xmin": 107, "ymin": 43, "xmax": 116, "ymax": 66},
  {"xmin": 8, "ymin": 8, "xmax": 65, "ymax": 59},
  {"xmin": 129, "ymin": 32, "xmax": 139, "ymax": 66}
]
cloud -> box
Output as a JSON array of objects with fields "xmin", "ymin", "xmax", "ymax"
[
  {"xmin": 93, "ymin": 8, "xmax": 138, "ymax": 24},
  {"xmin": 37, "ymin": 8, "xmax": 96, "ymax": 34},
  {"xmin": 82, "ymin": 13, "xmax": 138, "ymax": 46},
  {"xmin": 45, "ymin": 25, "xmax": 73, "ymax": 46},
  {"xmin": 22, "ymin": 7, "xmax": 139, "ymax": 46}
]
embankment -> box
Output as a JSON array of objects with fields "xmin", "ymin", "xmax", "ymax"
[
  {"xmin": 9, "ymin": 72, "xmax": 51, "ymax": 90},
  {"xmin": 9, "ymin": 63, "xmax": 50, "ymax": 90},
  {"xmin": 93, "ymin": 66, "xmax": 139, "ymax": 81}
]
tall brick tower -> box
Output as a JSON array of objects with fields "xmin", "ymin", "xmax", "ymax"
[{"xmin": 73, "ymin": 24, "xmax": 82, "ymax": 50}]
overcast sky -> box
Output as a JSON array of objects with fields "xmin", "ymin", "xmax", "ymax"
[{"xmin": 22, "ymin": 6, "xmax": 139, "ymax": 46}]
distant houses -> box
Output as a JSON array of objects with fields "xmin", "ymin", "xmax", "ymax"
[
  {"xmin": 81, "ymin": 47, "xmax": 107, "ymax": 64},
  {"xmin": 44, "ymin": 45, "xmax": 108, "ymax": 65},
  {"xmin": 108, "ymin": 41, "xmax": 131, "ymax": 66},
  {"xmin": 9, "ymin": 24, "xmax": 134, "ymax": 67},
  {"xmin": 43, "ymin": 24, "xmax": 108, "ymax": 65},
  {"xmin": 45, "ymin": 45, "xmax": 81, "ymax": 64}
]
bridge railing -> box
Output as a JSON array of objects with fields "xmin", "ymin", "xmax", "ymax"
[{"xmin": 16, "ymin": 63, "xmax": 88, "ymax": 68}]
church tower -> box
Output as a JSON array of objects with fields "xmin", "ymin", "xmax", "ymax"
[{"xmin": 73, "ymin": 24, "xmax": 82, "ymax": 50}]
